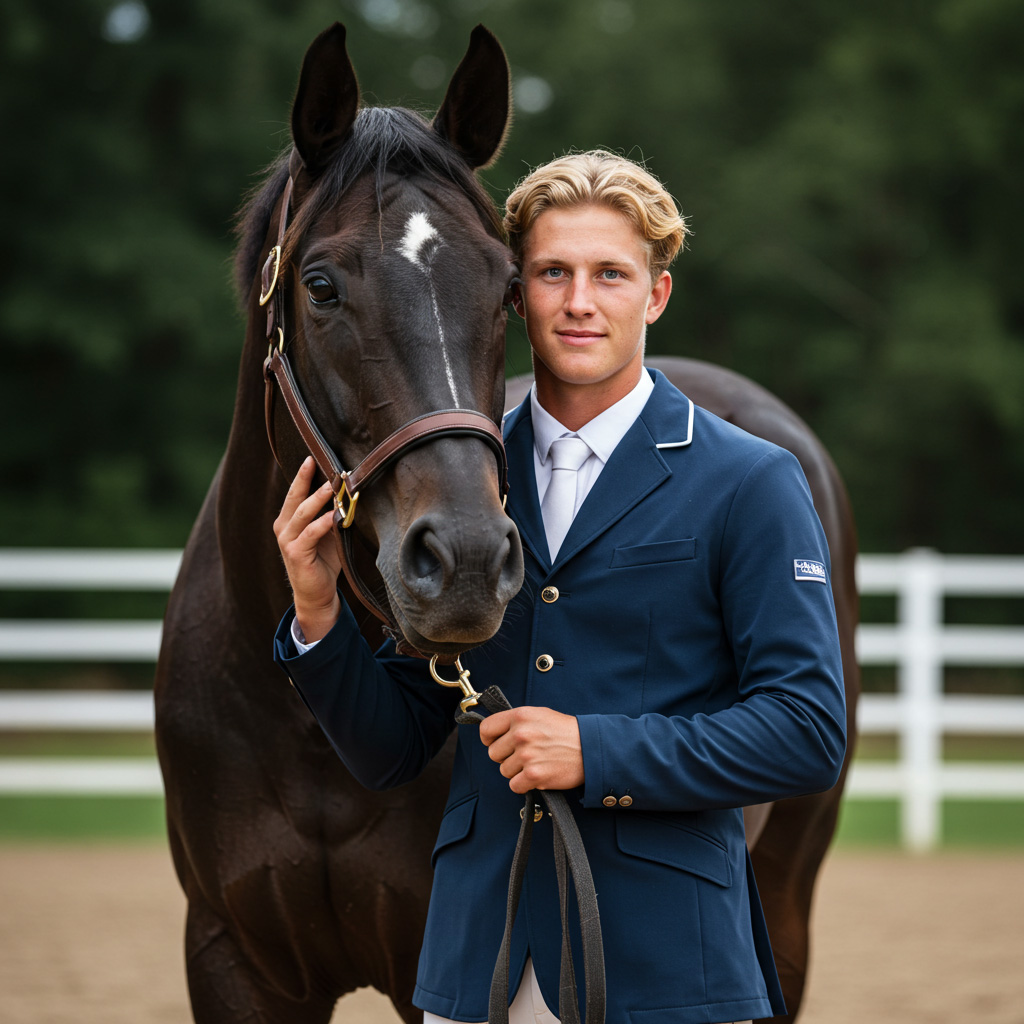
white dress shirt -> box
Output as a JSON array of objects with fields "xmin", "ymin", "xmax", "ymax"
[{"xmin": 530, "ymin": 368, "xmax": 653, "ymax": 515}]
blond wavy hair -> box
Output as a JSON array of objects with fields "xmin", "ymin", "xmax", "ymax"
[{"xmin": 503, "ymin": 150, "xmax": 688, "ymax": 279}]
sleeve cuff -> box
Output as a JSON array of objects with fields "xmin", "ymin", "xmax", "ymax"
[{"xmin": 291, "ymin": 616, "xmax": 320, "ymax": 655}]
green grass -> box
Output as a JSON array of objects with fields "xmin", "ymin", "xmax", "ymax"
[
  {"xmin": 834, "ymin": 798, "xmax": 1024, "ymax": 847},
  {"xmin": 854, "ymin": 733, "xmax": 1024, "ymax": 762},
  {"xmin": 0, "ymin": 732, "xmax": 165, "ymax": 841},
  {"xmin": 0, "ymin": 731, "xmax": 156, "ymax": 757},
  {"xmin": 2, "ymin": 734, "xmax": 1023, "ymax": 846},
  {"xmin": 2, "ymin": 793, "xmax": 1022, "ymax": 846},
  {"xmin": 834, "ymin": 799, "xmax": 902, "ymax": 846},
  {"xmin": 0, "ymin": 795, "xmax": 166, "ymax": 841}
]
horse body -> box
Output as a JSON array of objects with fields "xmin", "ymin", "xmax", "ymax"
[{"xmin": 157, "ymin": 23, "xmax": 858, "ymax": 1024}]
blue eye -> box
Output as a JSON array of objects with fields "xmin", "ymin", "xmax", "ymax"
[
  {"xmin": 601, "ymin": 269, "xmax": 621, "ymax": 280},
  {"xmin": 544, "ymin": 268, "xmax": 564, "ymax": 279}
]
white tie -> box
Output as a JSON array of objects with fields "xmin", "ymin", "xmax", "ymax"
[{"xmin": 541, "ymin": 435, "xmax": 592, "ymax": 560}]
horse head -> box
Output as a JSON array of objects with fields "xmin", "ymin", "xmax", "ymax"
[{"xmin": 240, "ymin": 24, "xmax": 524, "ymax": 655}]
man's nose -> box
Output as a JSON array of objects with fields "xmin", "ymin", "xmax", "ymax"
[{"xmin": 564, "ymin": 275, "xmax": 596, "ymax": 317}]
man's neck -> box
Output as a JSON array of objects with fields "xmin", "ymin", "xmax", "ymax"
[{"xmin": 533, "ymin": 366, "xmax": 644, "ymax": 431}]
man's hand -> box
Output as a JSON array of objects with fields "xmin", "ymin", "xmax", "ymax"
[
  {"xmin": 479, "ymin": 707, "xmax": 584, "ymax": 794},
  {"xmin": 273, "ymin": 457, "xmax": 343, "ymax": 642}
]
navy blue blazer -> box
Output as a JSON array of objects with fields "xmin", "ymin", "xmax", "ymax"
[{"xmin": 275, "ymin": 369, "xmax": 846, "ymax": 1024}]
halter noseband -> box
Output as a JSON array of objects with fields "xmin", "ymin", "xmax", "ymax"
[{"xmin": 260, "ymin": 161, "xmax": 510, "ymax": 657}]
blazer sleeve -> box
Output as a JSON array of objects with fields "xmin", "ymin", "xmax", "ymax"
[
  {"xmin": 273, "ymin": 597, "xmax": 459, "ymax": 790},
  {"xmin": 576, "ymin": 447, "xmax": 847, "ymax": 812}
]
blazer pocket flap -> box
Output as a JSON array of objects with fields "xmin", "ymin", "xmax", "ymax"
[
  {"xmin": 616, "ymin": 814, "xmax": 732, "ymax": 887},
  {"xmin": 610, "ymin": 538, "xmax": 696, "ymax": 568},
  {"xmin": 431, "ymin": 794, "xmax": 478, "ymax": 867}
]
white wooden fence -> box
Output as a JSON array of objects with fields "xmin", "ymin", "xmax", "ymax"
[
  {"xmin": 851, "ymin": 549, "xmax": 1024, "ymax": 849},
  {"xmin": 1, "ymin": 547, "xmax": 1023, "ymax": 850}
]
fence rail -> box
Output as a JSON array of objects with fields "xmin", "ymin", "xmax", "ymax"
[{"xmin": 2, "ymin": 548, "xmax": 1023, "ymax": 850}]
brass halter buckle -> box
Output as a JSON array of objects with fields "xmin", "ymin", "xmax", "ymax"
[
  {"xmin": 334, "ymin": 475, "xmax": 360, "ymax": 529},
  {"xmin": 428, "ymin": 655, "xmax": 482, "ymax": 714}
]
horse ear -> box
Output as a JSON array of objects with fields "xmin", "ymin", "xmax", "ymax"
[
  {"xmin": 291, "ymin": 23, "xmax": 360, "ymax": 176},
  {"xmin": 433, "ymin": 25, "xmax": 511, "ymax": 169}
]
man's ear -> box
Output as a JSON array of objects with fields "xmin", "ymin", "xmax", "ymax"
[
  {"xmin": 645, "ymin": 271, "xmax": 672, "ymax": 325},
  {"xmin": 511, "ymin": 283, "xmax": 525, "ymax": 319}
]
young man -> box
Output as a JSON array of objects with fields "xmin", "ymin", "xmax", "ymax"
[{"xmin": 274, "ymin": 151, "xmax": 846, "ymax": 1024}]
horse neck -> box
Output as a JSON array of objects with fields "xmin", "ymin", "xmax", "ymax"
[{"xmin": 214, "ymin": 316, "xmax": 294, "ymax": 626}]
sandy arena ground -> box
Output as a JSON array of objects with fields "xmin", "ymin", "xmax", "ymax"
[{"xmin": 0, "ymin": 845, "xmax": 1021, "ymax": 1023}]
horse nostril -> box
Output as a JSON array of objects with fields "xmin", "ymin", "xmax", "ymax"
[
  {"xmin": 399, "ymin": 520, "xmax": 454, "ymax": 600},
  {"xmin": 490, "ymin": 522, "xmax": 524, "ymax": 600}
]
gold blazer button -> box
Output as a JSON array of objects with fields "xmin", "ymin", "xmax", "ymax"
[
  {"xmin": 602, "ymin": 795, "xmax": 617, "ymax": 808},
  {"xmin": 541, "ymin": 586, "xmax": 559, "ymax": 603},
  {"xmin": 618, "ymin": 795, "xmax": 633, "ymax": 807},
  {"xmin": 535, "ymin": 654, "xmax": 554, "ymax": 672}
]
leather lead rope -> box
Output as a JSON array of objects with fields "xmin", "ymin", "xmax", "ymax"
[{"xmin": 457, "ymin": 688, "xmax": 606, "ymax": 1024}]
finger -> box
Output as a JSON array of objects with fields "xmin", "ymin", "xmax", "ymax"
[
  {"xmin": 485, "ymin": 732, "xmax": 515, "ymax": 765},
  {"xmin": 295, "ymin": 481, "xmax": 334, "ymax": 524},
  {"xmin": 507, "ymin": 769, "xmax": 532, "ymax": 795},
  {"xmin": 283, "ymin": 509, "xmax": 337, "ymax": 570},
  {"xmin": 478, "ymin": 709, "xmax": 512, "ymax": 746},
  {"xmin": 278, "ymin": 479, "xmax": 333, "ymax": 545},
  {"xmin": 299, "ymin": 508, "xmax": 339, "ymax": 547},
  {"xmin": 275, "ymin": 457, "xmax": 317, "ymax": 534}
]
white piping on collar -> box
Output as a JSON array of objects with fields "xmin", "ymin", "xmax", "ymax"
[{"xmin": 654, "ymin": 397, "xmax": 694, "ymax": 449}]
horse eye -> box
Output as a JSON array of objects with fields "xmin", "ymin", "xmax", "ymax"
[
  {"xmin": 306, "ymin": 277, "xmax": 337, "ymax": 306},
  {"xmin": 503, "ymin": 277, "xmax": 522, "ymax": 307}
]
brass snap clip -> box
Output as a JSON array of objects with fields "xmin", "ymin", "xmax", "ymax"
[{"xmin": 429, "ymin": 655, "xmax": 482, "ymax": 714}]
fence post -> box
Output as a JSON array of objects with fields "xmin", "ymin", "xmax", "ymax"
[{"xmin": 899, "ymin": 548, "xmax": 943, "ymax": 851}]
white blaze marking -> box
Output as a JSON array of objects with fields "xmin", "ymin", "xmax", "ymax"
[
  {"xmin": 398, "ymin": 211, "xmax": 437, "ymax": 267},
  {"xmin": 398, "ymin": 212, "xmax": 459, "ymax": 405}
]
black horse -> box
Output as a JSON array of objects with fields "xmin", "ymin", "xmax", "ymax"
[
  {"xmin": 156, "ymin": 23, "xmax": 859, "ymax": 1024},
  {"xmin": 156, "ymin": 24, "xmax": 523, "ymax": 1023}
]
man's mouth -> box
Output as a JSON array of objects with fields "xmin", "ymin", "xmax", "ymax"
[{"xmin": 557, "ymin": 329, "xmax": 603, "ymax": 344}]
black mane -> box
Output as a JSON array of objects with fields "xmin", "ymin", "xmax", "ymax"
[{"xmin": 234, "ymin": 106, "xmax": 503, "ymax": 308}]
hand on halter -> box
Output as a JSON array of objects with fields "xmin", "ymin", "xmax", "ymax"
[
  {"xmin": 274, "ymin": 456, "xmax": 344, "ymax": 643},
  {"xmin": 479, "ymin": 707, "xmax": 585, "ymax": 794}
]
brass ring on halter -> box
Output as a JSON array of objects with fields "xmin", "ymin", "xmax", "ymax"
[
  {"xmin": 429, "ymin": 655, "xmax": 482, "ymax": 713},
  {"xmin": 259, "ymin": 245, "xmax": 282, "ymax": 306},
  {"xmin": 334, "ymin": 477, "xmax": 359, "ymax": 529}
]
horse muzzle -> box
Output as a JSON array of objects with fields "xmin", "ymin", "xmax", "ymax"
[{"xmin": 388, "ymin": 508, "xmax": 524, "ymax": 649}]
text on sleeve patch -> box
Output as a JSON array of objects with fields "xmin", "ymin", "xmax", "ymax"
[{"xmin": 794, "ymin": 559, "xmax": 828, "ymax": 583}]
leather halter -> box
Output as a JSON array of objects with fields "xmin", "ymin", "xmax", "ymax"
[{"xmin": 260, "ymin": 163, "xmax": 510, "ymax": 657}]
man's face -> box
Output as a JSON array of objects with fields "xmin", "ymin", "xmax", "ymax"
[{"xmin": 516, "ymin": 203, "xmax": 671, "ymax": 400}]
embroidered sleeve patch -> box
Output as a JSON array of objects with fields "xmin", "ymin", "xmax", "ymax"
[{"xmin": 794, "ymin": 559, "xmax": 828, "ymax": 583}]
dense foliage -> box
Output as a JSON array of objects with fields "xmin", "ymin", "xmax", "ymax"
[{"xmin": 2, "ymin": 0, "xmax": 1021, "ymax": 553}]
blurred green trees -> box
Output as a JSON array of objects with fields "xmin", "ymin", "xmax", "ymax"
[{"xmin": 1, "ymin": 0, "xmax": 1021, "ymax": 553}]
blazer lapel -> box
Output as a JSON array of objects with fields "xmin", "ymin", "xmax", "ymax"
[
  {"xmin": 502, "ymin": 400, "xmax": 551, "ymax": 570},
  {"xmin": 553, "ymin": 370, "xmax": 694, "ymax": 568}
]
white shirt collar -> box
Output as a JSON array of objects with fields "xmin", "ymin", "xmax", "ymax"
[{"xmin": 531, "ymin": 368, "xmax": 654, "ymax": 466}]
